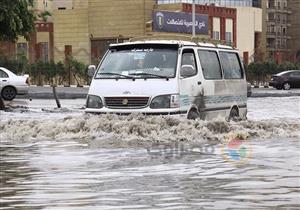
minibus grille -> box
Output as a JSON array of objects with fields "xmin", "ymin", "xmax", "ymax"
[{"xmin": 104, "ymin": 97, "xmax": 149, "ymax": 108}]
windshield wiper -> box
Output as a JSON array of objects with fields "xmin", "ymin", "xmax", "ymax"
[
  {"xmin": 97, "ymin": 72, "xmax": 133, "ymax": 79},
  {"xmin": 129, "ymin": 72, "xmax": 169, "ymax": 79}
]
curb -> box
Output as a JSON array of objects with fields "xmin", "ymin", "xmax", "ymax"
[
  {"xmin": 30, "ymin": 85, "xmax": 272, "ymax": 89},
  {"xmin": 251, "ymin": 85, "xmax": 271, "ymax": 88},
  {"xmin": 30, "ymin": 85, "xmax": 90, "ymax": 88}
]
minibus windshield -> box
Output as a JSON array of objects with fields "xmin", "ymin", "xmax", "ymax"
[{"xmin": 95, "ymin": 47, "xmax": 178, "ymax": 79}]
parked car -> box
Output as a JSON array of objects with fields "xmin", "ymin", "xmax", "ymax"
[
  {"xmin": 0, "ymin": 67, "xmax": 29, "ymax": 100},
  {"xmin": 269, "ymin": 70, "xmax": 300, "ymax": 90}
]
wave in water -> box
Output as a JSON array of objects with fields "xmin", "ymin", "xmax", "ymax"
[{"xmin": 1, "ymin": 114, "xmax": 299, "ymax": 145}]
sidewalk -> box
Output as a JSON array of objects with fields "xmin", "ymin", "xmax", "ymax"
[
  {"xmin": 16, "ymin": 86, "xmax": 300, "ymax": 99},
  {"xmin": 250, "ymin": 87, "xmax": 300, "ymax": 97},
  {"xmin": 17, "ymin": 86, "xmax": 88, "ymax": 99}
]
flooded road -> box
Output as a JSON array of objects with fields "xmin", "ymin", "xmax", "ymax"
[{"xmin": 0, "ymin": 97, "xmax": 300, "ymax": 209}]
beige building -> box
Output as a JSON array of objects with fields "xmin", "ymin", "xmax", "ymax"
[
  {"xmin": 52, "ymin": 0, "xmax": 156, "ymax": 64},
  {"xmin": 51, "ymin": 0, "xmax": 262, "ymax": 64},
  {"xmin": 3, "ymin": 0, "xmax": 263, "ymax": 65},
  {"xmin": 235, "ymin": 7, "xmax": 262, "ymax": 63}
]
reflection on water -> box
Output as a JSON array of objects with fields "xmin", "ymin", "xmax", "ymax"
[{"xmin": 1, "ymin": 139, "xmax": 299, "ymax": 209}]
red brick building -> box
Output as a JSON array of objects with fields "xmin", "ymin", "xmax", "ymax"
[
  {"xmin": 0, "ymin": 22, "xmax": 54, "ymax": 63},
  {"xmin": 182, "ymin": 3, "xmax": 237, "ymax": 47}
]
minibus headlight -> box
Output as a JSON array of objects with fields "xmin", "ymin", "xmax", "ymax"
[
  {"xmin": 86, "ymin": 95, "xmax": 103, "ymax": 109},
  {"xmin": 150, "ymin": 94, "xmax": 179, "ymax": 109}
]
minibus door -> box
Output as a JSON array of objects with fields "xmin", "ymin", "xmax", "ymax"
[{"xmin": 179, "ymin": 49, "xmax": 202, "ymax": 113}]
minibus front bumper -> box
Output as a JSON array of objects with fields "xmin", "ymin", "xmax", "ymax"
[{"xmin": 85, "ymin": 107, "xmax": 187, "ymax": 116}]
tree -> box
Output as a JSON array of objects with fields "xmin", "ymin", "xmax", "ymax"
[
  {"xmin": 38, "ymin": 10, "xmax": 52, "ymax": 22},
  {"xmin": 0, "ymin": 0, "xmax": 35, "ymax": 42}
]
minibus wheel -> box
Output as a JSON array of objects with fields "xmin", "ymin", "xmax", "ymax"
[{"xmin": 187, "ymin": 109, "xmax": 200, "ymax": 120}]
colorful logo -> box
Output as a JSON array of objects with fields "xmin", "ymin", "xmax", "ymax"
[
  {"xmin": 156, "ymin": 12, "xmax": 164, "ymax": 29},
  {"xmin": 221, "ymin": 138, "xmax": 251, "ymax": 165}
]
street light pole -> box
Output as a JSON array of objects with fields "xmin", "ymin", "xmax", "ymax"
[
  {"xmin": 192, "ymin": 0, "xmax": 195, "ymax": 37},
  {"xmin": 0, "ymin": 96, "xmax": 5, "ymax": 110}
]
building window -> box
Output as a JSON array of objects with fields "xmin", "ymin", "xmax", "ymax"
[
  {"xmin": 91, "ymin": 38, "xmax": 126, "ymax": 64},
  {"xmin": 276, "ymin": 26, "xmax": 281, "ymax": 35},
  {"xmin": 267, "ymin": 38, "xmax": 275, "ymax": 48},
  {"xmin": 213, "ymin": 31, "xmax": 220, "ymax": 40},
  {"xmin": 282, "ymin": 15, "xmax": 287, "ymax": 24},
  {"xmin": 282, "ymin": 39, "xmax": 286, "ymax": 48},
  {"xmin": 225, "ymin": 32, "xmax": 232, "ymax": 43},
  {"xmin": 53, "ymin": 0, "xmax": 73, "ymax": 10},
  {"xmin": 40, "ymin": 42, "xmax": 49, "ymax": 62},
  {"xmin": 16, "ymin": 43, "xmax": 27, "ymax": 59},
  {"xmin": 268, "ymin": 12, "xmax": 275, "ymax": 21},
  {"xmin": 269, "ymin": 0, "xmax": 275, "ymax": 8},
  {"xmin": 282, "ymin": 27, "xmax": 286, "ymax": 35},
  {"xmin": 43, "ymin": 0, "xmax": 48, "ymax": 9},
  {"xmin": 276, "ymin": 14, "xmax": 280, "ymax": 23},
  {"xmin": 277, "ymin": 40, "xmax": 281, "ymax": 49}
]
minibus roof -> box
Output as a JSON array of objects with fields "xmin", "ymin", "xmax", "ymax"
[
  {"xmin": 110, "ymin": 40, "xmax": 195, "ymax": 48},
  {"xmin": 109, "ymin": 40, "xmax": 235, "ymax": 50}
]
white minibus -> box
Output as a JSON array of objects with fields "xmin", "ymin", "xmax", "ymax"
[{"xmin": 86, "ymin": 40, "xmax": 247, "ymax": 120}]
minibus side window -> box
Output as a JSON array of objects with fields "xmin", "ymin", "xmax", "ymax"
[
  {"xmin": 198, "ymin": 50, "xmax": 222, "ymax": 80},
  {"xmin": 181, "ymin": 49, "xmax": 197, "ymax": 77},
  {"xmin": 219, "ymin": 52, "xmax": 243, "ymax": 79}
]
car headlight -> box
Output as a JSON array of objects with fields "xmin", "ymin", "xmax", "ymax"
[
  {"xmin": 86, "ymin": 95, "xmax": 103, "ymax": 109},
  {"xmin": 150, "ymin": 94, "xmax": 179, "ymax": 109}
]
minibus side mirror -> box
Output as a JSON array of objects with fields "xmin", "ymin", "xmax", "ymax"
[
  {"xmin": 180, "ymin": 65, "xmax": 196, "ymax": 78},
  {"xmin": 88, "ymin": 65, "xmax": 96, "ymax": 77}
]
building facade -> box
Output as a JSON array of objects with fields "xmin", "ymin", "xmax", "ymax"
[
  {"xmin": 158, "ymin": 0, "xmax": 255, "ymax": 7},
  {"xmin": 0, "ymin": 0, "xmax": 263, "ymax": 65},
  {"xmin": 287, "ymin": 0, "xmax": 300, "ymax": 62},
  {"xmin": 0, "ymin": 0, "xmax": 54, "ymax": 63},
  {"xmin": 157, "ymin": 2, "xmax": 262, "ymax": 64},
  {"xmin": 52, "ymin": 0, "xmax": 157, "ymax": 64},
  {"xmin": 264, "ymin": 0, "xmax": 291, "ymax": 63}
]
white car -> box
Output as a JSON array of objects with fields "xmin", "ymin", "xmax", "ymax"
[{"xmin": 0, "ymin": 67, "xmax": 29, "ymax": 101}]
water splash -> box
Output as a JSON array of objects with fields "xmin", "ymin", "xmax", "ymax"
[{"xmin": 1, "ymin": 114, "xmax": 299, "ymax": 146}]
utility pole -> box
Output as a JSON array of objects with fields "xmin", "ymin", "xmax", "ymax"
[
  {"xmin": 0, "ymin": 97, "xmax": 5, "ymax": 110},
  {"xmin": 192, "ymin": 0, "xmax": 196, "ymax": 37}
]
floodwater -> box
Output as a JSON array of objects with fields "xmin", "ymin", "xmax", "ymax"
[{"xmin": 0, "ymin": 97, "xmax": 300, "ymax": 209}]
